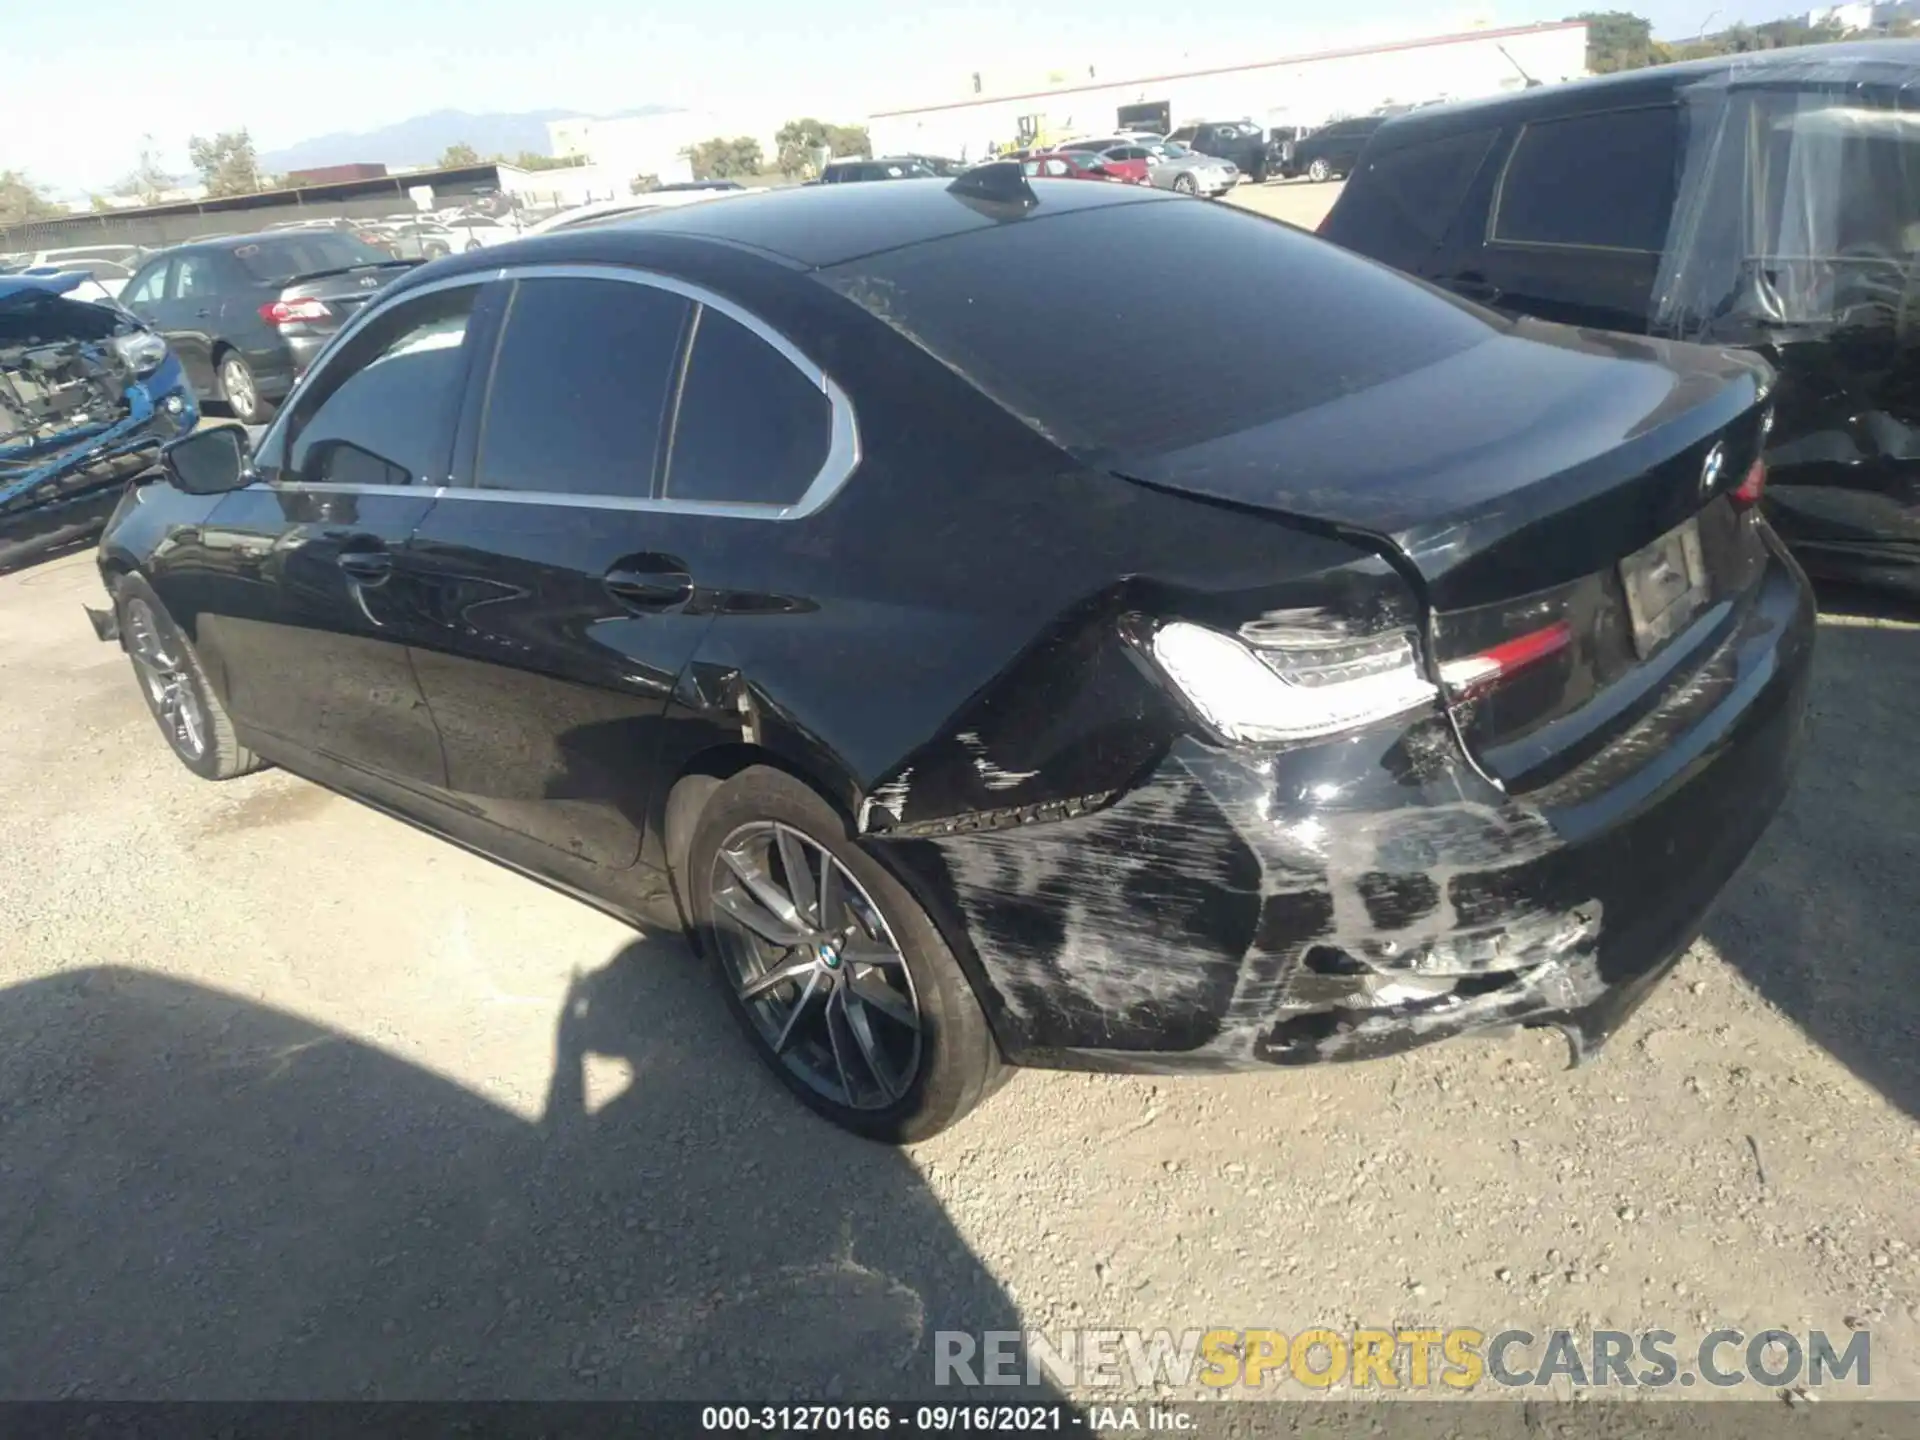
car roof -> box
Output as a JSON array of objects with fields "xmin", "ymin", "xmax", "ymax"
[
  {"xmin": 534, "ymin": 174, "xmax": 1167, "ymax": 268},
  {"xmin": 1368, "ymin": 40, "xmax": 1920, "ymax": 151}
]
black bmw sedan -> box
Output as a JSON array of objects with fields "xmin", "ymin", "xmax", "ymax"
[{"xmin": 87, "ymin": 168, "xmax": 1813, "ymax": 1141}]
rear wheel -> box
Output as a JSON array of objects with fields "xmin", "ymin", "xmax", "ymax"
[
  {"xmin": 686, "ymin": 766, "xmax": 1002, "ymax": 1143},
  {"xmin": 115, "ymin": 573, "xmax": 264, "ymax": 782},
  {"xmin": 217, "ymin": 350, "xmax": 273, "ymax": 425},
  {"xmin": 1307, "ymin": 157, "xmax": 1332, "ymax": 183}
]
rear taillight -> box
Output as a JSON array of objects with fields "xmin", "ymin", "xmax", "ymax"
[
  {"xmin": 260, "ymin": 298, "xmax": 331, "ymax": 326},
  {"xmin": 1731, "ymin": 457, "xmax": 1767, "ymax": 508},
  {"xmin": 1439, "ymin": 620, "xmax": 1573, "ymax": 699},
  {"xmin": 1146, "ymin": 619, "xmax": 1438, "ymax": 745}
]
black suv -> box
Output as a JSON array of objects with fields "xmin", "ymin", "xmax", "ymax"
[
  {"xmin": 817, "ymin": 157, "xmax": 937, "ymax": 184},
  {"xmin": 1319, "ymin": 42, "xmax": 1920, "ymax": 593},
  {"xmin": 1167, "ymin": 120, "xmax": 1268, "ymax": 181},
  {"xmin": 120, "ymin": 233, "xmax": 414, "ymax": 424},
  {"xmin": 1280, "ymin": 116, "xmax": 1389, "ymax": 182}
]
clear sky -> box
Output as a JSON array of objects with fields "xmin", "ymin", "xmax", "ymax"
[{"xmin": 3, "ymin": 0, "xmax": 1795, "ymax": 192}]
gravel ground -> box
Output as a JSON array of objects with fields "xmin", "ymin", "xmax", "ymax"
[{"xmin": 2, "ymin": 476, "xmax": 1916, "ymax": 1402}]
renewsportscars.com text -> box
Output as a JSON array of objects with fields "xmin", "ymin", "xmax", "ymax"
[{"xmin": 934, "ymin": 1327, "xmax": 1872, "ymax": 1392}]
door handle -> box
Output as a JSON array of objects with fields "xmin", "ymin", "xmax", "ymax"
[
  {"xmin": 336, "ymin": 548, "xmax": 393, "ymax": 582},
  {"xmin": 1451, "ymin": 273, "xmax": 1501, "ymax": 304},
  {"xmin": 194, "ymin": 308, "xmax": 212, "ymax": 318},
  {"xmin": 604, "ymin": 564, "xmax": 693, "ymax": 613}
]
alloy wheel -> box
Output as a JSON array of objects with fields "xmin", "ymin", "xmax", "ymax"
[
  {"xmin": 124, "ymin": 597, "xmax": 208, "ymax": 761},
  {"xmin": 221, "ymin": 356, "xmax": 257, "ymax": 422},
  {"xmin": 1308, "ymin": 158, "xmax": 1331, "ymax": 183},
  {"xmin": 1174, "ymin": 172, "xmax": 1197, "ymax": 195},
  {"xmin": 709, "ymin": 821, "xmax": 923, "ymax": 1111}
]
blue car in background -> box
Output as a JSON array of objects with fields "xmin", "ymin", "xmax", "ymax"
[{"xmin": 0, "ymin": 272, "xmax": 198, "ymax": 570}]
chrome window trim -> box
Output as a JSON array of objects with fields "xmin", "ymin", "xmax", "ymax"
[{"xmin": 251, "ymin": 261, "xmax": 860, "ymax": 522}]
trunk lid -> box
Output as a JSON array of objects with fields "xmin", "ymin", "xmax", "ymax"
[
  {"xmin": 1118, "ymin": 320, "xmax": 1775, "ymax": 791},
  {"xmin": 274, "ymin": 262, "xmax": 414, "ymax": 335}
]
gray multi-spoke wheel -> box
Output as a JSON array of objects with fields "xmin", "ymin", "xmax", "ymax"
[
  {"xmin": 218, "ymin": 351, "xmax": 272, "ymax": 424},
  {"xmin": 1173, "ymin": 171, "xmax": 1198, "ymax": 195},
  {"xmin": 113, "ymin": 573, "xmax": 263, "ymax": 781},
  {"xmin": 125, "ymin": 596, "xmax": 208, "ymax": 763},
  {"xmin": 1307, "ymin": 157, "xmax": 1332, "ymax": 183},
  {"xmin": 711, "ymin": 821, "xmax": 923, "ymax": 1112},
  {"xmin": 684, "ymin": 766, "xmax": 1003, "ymax": 1142}
]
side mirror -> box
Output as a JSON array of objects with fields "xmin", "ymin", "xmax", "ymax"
[
  {"xmin": 162, "ymin": 424, "xmax": 253, "ymax": 496},
  {"xmin": 1087, "ymin": 164, "xmax": 1110, "ymax": 177}
]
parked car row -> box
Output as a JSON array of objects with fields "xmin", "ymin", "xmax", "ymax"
[{"xmin": 68, "ymin": 166, "xmax": 1814, "ymax": 1147}]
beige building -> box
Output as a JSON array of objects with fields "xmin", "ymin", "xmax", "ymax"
[{"xmin": 867, "ymin": 21, "xmax": 1590, "ymax": 161}]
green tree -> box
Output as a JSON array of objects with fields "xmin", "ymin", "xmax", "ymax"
[
  {"xmin": 773, "ymin": 118, "xmax": 870, "ymax": 178},
  {"xmin": 113, "ymin": 138, "xmax": 173, "ymax": 205},
  {"xmin": 187, "ymin": 129, "xmax": 263, "ymax": 198},
  {"xmin": 440, "ymin": 141, "xmax": 483, "ymax": 167},
  {"xmin": 1570, "ymin": 11, "xmax": 1670, "ymax": 73},
  {"xmin": 88, "ymin": 194, "xmax": 114, "ymax": 213},
  {"xmin": 684, "ymin": 136, "xmax": 764, "ymax": 180},
  {"xmin": 0, "ymin": 170, "xmax": 66, "ymax": 228},
  {"xmin": 510, "ymin": 150, "xmax": 586, "ymax": 172}
]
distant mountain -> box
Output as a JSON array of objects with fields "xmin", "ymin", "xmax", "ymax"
[{"xmin": 257, "ymin": 105, "xmax": 680, "ymax": 173}]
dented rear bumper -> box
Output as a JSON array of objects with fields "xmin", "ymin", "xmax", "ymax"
[{"xmin": 891, "ymin": 539, "xmax": 1814, "ymax": 1073}]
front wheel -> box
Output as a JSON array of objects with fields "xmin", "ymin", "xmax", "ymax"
[
  {"xmin": 686, "ymin": 766, "xmax": 1003, "ymax": 1143},
  {"xmin": 1173, "ymin": 172, "xmax": 1198, "ymax": 195},
  {"xmin": 1307, "ymin": 157, "xmax": 1332, "ymax": 183},
  {"xmin": 115, "ymin": 573, "xmax": 264, "ymax": 781}
]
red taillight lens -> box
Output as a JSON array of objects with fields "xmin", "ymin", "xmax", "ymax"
[
  {"xmin": 1731, "ymin": 457, "xmax": 1767, "ymax": 508},
  {"xmin": 1439, "ymin": 620, "xmax": 1574, "ymax": 698},
  {"xmin": 260, "ymin": 298, "xmax": 331, "ymax": 326}
]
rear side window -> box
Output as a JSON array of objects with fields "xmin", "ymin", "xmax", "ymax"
[
  {"xmin": 1493, "ymin": 107, "xmax": 1680, "ymax": 252},
  {"xmin": 1321, "ymin": 128, "xmax": 1499, "ymax": 267},
  {"xmin": 476, "ymin": 276, "xmax": 690, "ymax": 498},
  {"xmin": 664, "ymin": 306, "xmax": 832, "ymax": 506},
  {"xmin": 823, "ymin": 197, "xmax": 1492, "ymax": 458}
]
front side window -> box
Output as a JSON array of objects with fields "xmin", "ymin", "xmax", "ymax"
[
  {"xmin": 474, "ymin": 276, "xmax": 690, "ymax": 499},
  {"xmin": 282, "ymin": 285, "xmax": 477, "ymax": 488},
  {"xmin": 663, "ymin": 305, "xmax": 832, "ymax": 507},
  {"xmin": 1493, "ymin": 106, "xmax": 1680, "ymax": 252}
]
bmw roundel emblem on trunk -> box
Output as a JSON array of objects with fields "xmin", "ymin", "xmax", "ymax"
[{"xmin": 1700, "ymin": 441, "xmax": 1726, "ymax": 497}]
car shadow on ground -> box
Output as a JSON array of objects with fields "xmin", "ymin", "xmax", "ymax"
[
  {"xmin": 0, "ymin": 945, "xmax": 1057, "ymax": 1401},
  {"xmin": 1704, "ymin": 600, "xmax": 1920, "ymax": 1122}
]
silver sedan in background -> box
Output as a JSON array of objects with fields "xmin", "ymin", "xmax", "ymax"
[{"xmin": 1058, "ymin": 137, "xmax": 1239, "ymax": 197}]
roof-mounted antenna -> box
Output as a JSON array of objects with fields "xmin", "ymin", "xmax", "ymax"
[
  {"xmin": 946, "ymin": 160, "xmax": 1039, "ymax": 208},
  {"xmin": 1497, "ymin": 43, "xmax": 1543, "ymax": 89}
]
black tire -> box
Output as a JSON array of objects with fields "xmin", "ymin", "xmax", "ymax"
[
  {"xmin": 216, "ymin": 349, "xmax": 274, "ymax": 425},
  {"xmin": 113, "ymin": 572, "xmax": 265, "ymax": 782},
  {"xmin": 685, "ymin": 765, "xmax": 1002, "ymax": 1143}
]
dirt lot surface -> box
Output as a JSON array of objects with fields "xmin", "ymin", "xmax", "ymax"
[
  {"xmin": 2, "ymin": 472, "xmax": 1917, "ymax": 1399},
  {"xmin": 1225, "ymin": 176, "xmax": 1345, "ymax": 230}
]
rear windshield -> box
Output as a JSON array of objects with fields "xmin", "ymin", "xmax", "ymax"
[
  {"xmin": 819, "ymin": 197, "xmax": 1494, "ymax": 457},
  {"xmin": 230, "ymin": 234, "xmax": 390, "ymax": 283}
]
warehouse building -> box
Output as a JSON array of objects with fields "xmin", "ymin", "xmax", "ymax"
[{"xmin": 867, "ymin": 20, "xmax": 1589, "ymax": 161}]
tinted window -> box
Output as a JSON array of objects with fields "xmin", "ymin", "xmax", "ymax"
[
  {"xmin": 285, "ymin": 285, "xmax": 476, "ymax": 488},
  {"xmin": 824, "ymin": 196, "xmax": 1492, "ymax": 457},
  {"xmin": 231, "ymin": 233, "xmax": 392, "ymax": 283},
  {"xmin": 476, "ymin": 277, "xmax": 690, "ymax": 498},
  {"xmin": 665, "ymin": 306, "xmax": 831, "ymax": 506},
  {"xmin": 1321, "ymin": 127, "xmax": 1500, "ymax": 267},
  {"xmin": 1493, "ymin": 107, "xmax": 1679, "ymax": 252}
]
